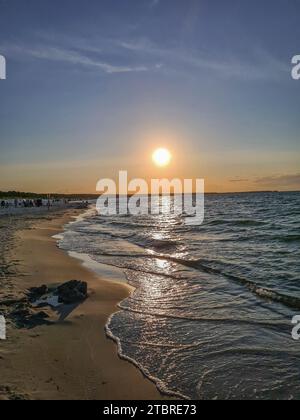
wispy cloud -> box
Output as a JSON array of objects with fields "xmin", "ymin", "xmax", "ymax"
[
  {"xmin": 229, "ymin": 177, "xmax": 250, "ymax": 183},
  {"xmin": 1, "ymin": 43, "xmax": 149, "ymax": 74},
  {"xmin": 1, "ymin": 34, "xmax": 289, "ymax": 81},
  {"xmin": 118, "ymin": 39, "xmax": 289, "ymax": 81},
  {"xmin": 254, "ymin": 174, "xmax": 300, "ymax": 188},
  {"xmin": 229, "ymin": 174, "xmax": 300, "ymax": 188}
]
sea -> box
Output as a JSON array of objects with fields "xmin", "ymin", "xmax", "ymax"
[{"xmin": 58, "ymin": 192, "xmax": 300, "ymax": 400}]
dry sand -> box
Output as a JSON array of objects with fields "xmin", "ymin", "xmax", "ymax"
[{"xmin": 0, "ymin": 210, "xmax": 168, "ymax": 400}]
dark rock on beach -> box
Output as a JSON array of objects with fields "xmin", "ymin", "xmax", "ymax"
[
  {"xmin": 56, "ymin": 280, "xmax": 88, "ymax": 304},
  {"xmin": 27, "ymin": 285, "xmax": 48, "ymax": 300},
  {"xmin": 0, "ymin": 386, "xmax": 28, "ymax": 400},
  {"xmin": 10, "ymin": 302, "xmax": 50, "ymax": 329},
  {"xmin": 3, "ymin": 280, "xmax": 88, "ymax": 329}
]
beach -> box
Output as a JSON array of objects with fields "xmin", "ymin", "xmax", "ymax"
[
  {"xmin": 1, "ymin": 193, "xmax": 299, "ymax": 400},
  {"xmin": 0, "ymin": 208, "xmax": 167, "ymax": 400}
]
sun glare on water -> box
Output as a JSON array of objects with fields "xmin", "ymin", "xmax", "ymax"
[{"xmin": 152, "ymin": 148, "xmax": 172, "ymax": 167}]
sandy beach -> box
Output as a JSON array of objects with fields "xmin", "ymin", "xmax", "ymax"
[{"xmin": 0, "ymin": 209, "xmax": 168, "ymax": 400}]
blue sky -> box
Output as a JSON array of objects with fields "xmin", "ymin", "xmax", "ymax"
[{"xmin": 0, "ymin": 0, "xmax": 299, "ymax": 192}]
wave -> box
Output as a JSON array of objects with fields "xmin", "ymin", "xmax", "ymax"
[
  {"xmin": 271, "ymin": 234, "xmax": 300, "ymax": 243},
  {"xmin": 74, "ymin": 243, "xmax": 300, "ymax": 311},
  {"xmin": 117, "ymin": 303, "xmax": 289, "ymax": 330},
  {"xmin": 161, "ymin": 255, "xmax": 300, "ymax": 310},
  {"xmin": 205, "ymin": 219, "xmax": 267, "ymax": 227},
  {"xmin": 136, "ymin": 238, "xmax": 181, "ymax": 251},
  {"xmin": 105, "ymin": 314, "xmax": 189, "ymax": 400}
]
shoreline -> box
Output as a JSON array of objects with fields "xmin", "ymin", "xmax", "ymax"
[{"xmin": 0, "ymin": 209, "xmax": 168, "ymax": 400}]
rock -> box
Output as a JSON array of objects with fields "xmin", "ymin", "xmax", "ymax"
[
  {"xmin": 11, "ymin": 303, "xmax": 31, "ymax": 318},
  {"xmin": 0, "ymin": 386, "xmax": 28, "ymax": 400},
  {"xmin": 10, "ymin": 304, "xmax": 50, "ymax": 329},
  {"xmin": 32, "ymin": 311, "xmax": 49, "ymax": 319},
  {"xmin": 28, "ymin": 285, "xmax": 48, "ymax": 299},
  {"xmin": 0, "ymin": 297, "xmax": 28, "ymax": 307},
  {"xmin": 56, "ymin": 280, "xmax": 87, "ymax": 304}
]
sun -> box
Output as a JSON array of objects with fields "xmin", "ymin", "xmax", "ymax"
[{"xmin": 152, "ymin": 148, "xmax": 172, "ymax": 167}]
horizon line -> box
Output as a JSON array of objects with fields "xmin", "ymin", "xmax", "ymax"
[{"xmin": 1, "ymin": 190, "xmax": 300, "ymax": 197}]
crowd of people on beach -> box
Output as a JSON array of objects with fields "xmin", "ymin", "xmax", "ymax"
[
  {"xmin": 0, "ymin": 198, "xmax": 90, "ymax": 212},
  {"xmin": 1, "ymin": 199, "xmax": 44, "ymax": 208},
  {"xmin": 0, "ymin": 198, "xmax": 68, "ymax": 209}
]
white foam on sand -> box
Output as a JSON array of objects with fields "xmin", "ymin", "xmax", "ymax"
[
  {"xmin": 52, "ymin": 206, "xmax": 95, "ymax": 240},
  {"xmin": 68, "ymin": 250, "xmax": 128, "ymax": 285}
]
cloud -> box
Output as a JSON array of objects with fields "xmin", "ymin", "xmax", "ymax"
[
  {"xmin": 118, "ymin": 39, "xmax": 289, "ymax": 81},
  {"xmin": 1, "ymin": 44, "xmax": 149, "ymax": 74},
  {"xmin": 2, "ymin": 34, "xmax": 289, "ymax": 81},
  {"xmin": 229, "ymin": 177, "xmax": 250, "ymax": 183},
  {"xmin": 254, "ymin": 174, "xmax": 300, "ymax": 188}
]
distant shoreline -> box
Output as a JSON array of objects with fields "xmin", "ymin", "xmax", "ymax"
[{"xmin": 1, "ymin": 190, "xmax": 299, "ymax": 199}]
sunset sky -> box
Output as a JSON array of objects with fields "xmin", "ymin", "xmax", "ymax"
[{"xmin": 0, "ymin": 0, "xmax": 299, "ymax": 193}]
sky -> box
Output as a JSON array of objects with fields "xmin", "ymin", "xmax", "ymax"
[{"xmin": 0, "ymin": 0, "xmax": 299, "ymax": 193}]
